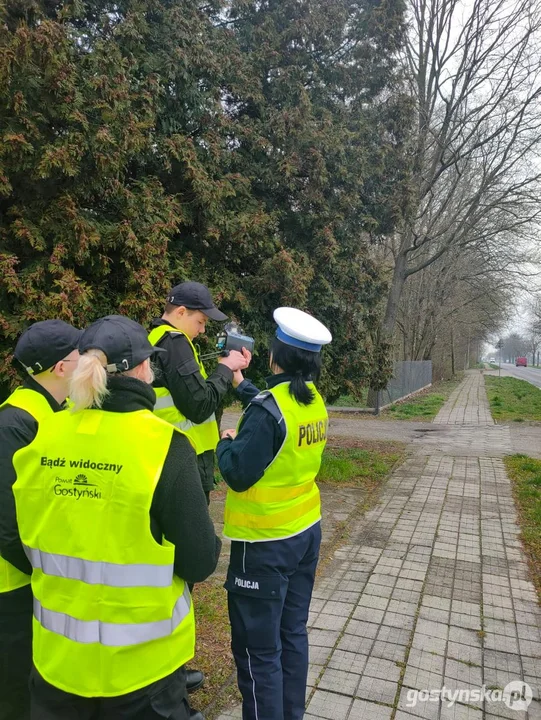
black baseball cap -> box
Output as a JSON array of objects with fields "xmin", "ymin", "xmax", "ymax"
[
  {"xmin": 14, "ymin": 320, "xmax": 83, "ymax": 375},
  {"xmin": 167, "ymin": 282, "xmax": 227, "ymax": 321},
  {"xmin": 79, "ymin": 315, "xmax": 166, "ymax": 373}
]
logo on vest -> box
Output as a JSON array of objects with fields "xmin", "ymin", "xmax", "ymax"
[
  {"xmin": 53, "ymin": 473, "xmax": 102, "ymax": 500},
  {"xmin": 234, "ymin": 576, "xmax": 260, "ymax": 590},
  {"xmin": 298, "ymin": 418, "xmax": 328, "ymax": 447},
  {"xmin": 73, "ymin": 474, "xmax": 96, "ymax": 486}
]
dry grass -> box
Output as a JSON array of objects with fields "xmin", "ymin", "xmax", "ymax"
[{"xmin": 190, "ymin": 581, "xmax": 240, "ymax": 717}]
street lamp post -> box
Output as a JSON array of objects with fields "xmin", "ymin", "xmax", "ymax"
[{"xmin": 496, "ymin": 338, "xmax": 503, "ymax": 377}]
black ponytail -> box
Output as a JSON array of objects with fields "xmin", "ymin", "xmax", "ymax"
[{"xmin": 270, "ymin": 338, "xmax": 322, "ymax": 405}]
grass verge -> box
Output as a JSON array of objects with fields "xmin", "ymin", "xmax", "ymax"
[
  {"xmin": 503, "ymin": 455, "xmax": 541, "ymax": 602},
  {"xmin": 382, "ymin": 376, "xmax": 463, "ymax": 421},
  {"xmin": 485, "ymin": 376, "xmax": 541, "ymax": 422},
  {"xmin": 195, "ymin": 441, "xmax": 406, "ymax": 718},
  {"xmin": 318, "ymin": 442, "xmax": 406, "ymax": 487}
]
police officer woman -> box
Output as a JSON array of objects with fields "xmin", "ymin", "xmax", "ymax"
[
  {"xmin": 217, "ymin": 307, "xmax": 332, "ymax": 720},
  {"xmin": 12, "ymin": 316, "xmax": 219, "ymax": 720}
]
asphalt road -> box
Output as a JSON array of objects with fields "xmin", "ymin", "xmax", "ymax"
[{"xmin": 497, "ymin": 361, "xmax": 541, "ymax": 388}]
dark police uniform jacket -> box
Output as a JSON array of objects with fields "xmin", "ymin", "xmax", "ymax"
[{"xmin": 216, "ymin": 374, "xmax": 293, "ymax": 491}]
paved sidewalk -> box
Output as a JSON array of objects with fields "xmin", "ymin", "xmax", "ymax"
[
  {"xmin": 434, "ymin": 372, "xmax": 494, "ymax": 425},
  {"xmin": 217, "ymin": 373, "xmax": 541, "ymax": 720}
]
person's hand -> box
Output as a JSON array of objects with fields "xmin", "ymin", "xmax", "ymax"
[
  {"xmin": 240, "ymin": 347, "xmax": 252, "ymax": 367},
  {"xmin": 219, "ymin": 347, "xmax": 251, "ymax": 372},
  {"xmin": 232, "ymin": 370, "xmax": 244, "ymax": 388},
  {"xmin": 221, "ymin": 429, "xmax": 237, "ymax": 440}
]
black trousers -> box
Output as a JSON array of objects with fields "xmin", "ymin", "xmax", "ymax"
[
  {"xmin": 226, "ymin": 524, "xmax": 321, "ymax": 720},
  {"xmin": 0, "ymin": 584, "xmax": 33, "ymax": 720},
  {"xmin": 29, "ymin": 666, "xmax": 191, "ymax": 720},
  {"xmin": 188, "ymin": 490, "xmax": 208, "ymax": 597}
]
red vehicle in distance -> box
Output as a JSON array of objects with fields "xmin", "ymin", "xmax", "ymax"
[{"xmin": 515, "ymin": 357, "xmax": 527, "ymax": 367}]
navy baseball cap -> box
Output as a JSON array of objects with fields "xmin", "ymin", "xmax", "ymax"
[
  {"xmin": 79, "ymin": 315, "xmax": 165, "ymax": 373},
  {"xmin": 14, "ymin": 320, "xmax": 83, "ymax": 375},
  {"xmin": 167, "ymin": 282, "xmax": 227, "ymax": 321}
]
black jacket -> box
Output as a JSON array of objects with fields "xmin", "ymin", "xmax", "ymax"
[
  {"xmin": 150, "ymin": 318, "xmax": 233, "ymax": 493},
  {"xmin": 0, "ymin": 377, "xmax": 63, "ymax": 575},
  {"xmin": 1, "ymin": 375, "xmax": 221, "ymax": 585},
  {"xmin": 216, "ymin": 375, "xmax": 290, "ymax": 492}
]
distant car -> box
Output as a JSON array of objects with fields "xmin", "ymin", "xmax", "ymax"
[
  {"xmin": 516, "ymin": 357, "xmax": 527, "ymax": 367},
  {"xmin": 489, "ymin": 358, "xmax": 496, "ymax": 363}
]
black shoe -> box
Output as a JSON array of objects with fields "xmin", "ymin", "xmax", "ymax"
[
  {"xmin": 186, "ymin": 669, "xmax": 205, "ymax": 694},
  {"xmin": 189, "ymin": 711, "xmax": 205, "ymax": 720}
]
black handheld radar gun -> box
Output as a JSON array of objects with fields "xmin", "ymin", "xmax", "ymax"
[{"xmin": 199, "ymin": 322, "xmax": 255, "ymax": 360}]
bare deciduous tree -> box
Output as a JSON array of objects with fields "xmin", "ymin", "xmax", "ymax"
[
  {"xmin": 501, "ymin": 332, "xmax": 528, "ymax": 362},
  {"xmin": 525, "ymin": 295, "xmax": 541, "ymax": 364},
  {"xmin": 395, "ymin": 243, "xmax": 513, "ymax": 375},
  {"xmin": 382, "ymin": 0, "xmax": 541, "ymax": 344}
]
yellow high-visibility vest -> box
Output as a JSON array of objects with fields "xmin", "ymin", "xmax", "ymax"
[
  {"xmin": 148, "ymin": 325, "xmax": 220, "ymax": 455},
  {"xmin": 13, "ymin": 408, "xmax": 195, "ymax": 697},
  {"xmin": 223, "ymin": 382, "xmax": 328, "ymax": 542},
  {"xmin": 0, "ymin": 387, "xmax": 53, "ymax": 593}
]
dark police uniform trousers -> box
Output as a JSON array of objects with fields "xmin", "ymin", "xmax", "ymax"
[{"xmin": 225, "ymin": 522, "xmax": 322, "ymax": 720}]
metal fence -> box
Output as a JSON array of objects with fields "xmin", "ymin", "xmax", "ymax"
[{"xmin": 370, "ymin": 360, "xmax": 432, "ymax": 410}]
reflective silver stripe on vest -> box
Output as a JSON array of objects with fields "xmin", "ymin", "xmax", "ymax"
[
  {"xmin": 153, "ymin": 395, "xmax": 216, "ymax": 430},
  {"xmin": 154, "ymin": 396, "xmax": 176, "ymax": 411},
  {"xmin": 25, "ymin": 546, "xmax": 173, "ymax": 588},
  {"xmin": 33, "ymin": 584, "xmax": 191, "ymax": 647}
]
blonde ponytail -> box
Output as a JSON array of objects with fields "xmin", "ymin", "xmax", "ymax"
[{"xmin": 69, "ymin": 349, "xmax": 109, "ymax": 411}]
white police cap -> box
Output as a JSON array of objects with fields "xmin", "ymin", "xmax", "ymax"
[{"xmin": 273, "ymin": 307, "xmax": 332, "ymax": 353}]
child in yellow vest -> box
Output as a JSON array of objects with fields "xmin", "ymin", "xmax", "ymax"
[{"xmin": 0, "ymin": 319, "xmax": 81, "ymax": 720}]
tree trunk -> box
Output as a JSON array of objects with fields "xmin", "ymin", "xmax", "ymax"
[
  {"xmin": 382, "ymin": 244, "xmax": 409, "ymax": 341},
  {"xmin": 451, "ymin": 326, "xmax": 455, "ymax": 376}
]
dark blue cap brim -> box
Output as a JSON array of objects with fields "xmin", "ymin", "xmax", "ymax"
[{"xmin": 276, "ymin": 328, "xmax": 322, "ymax": 352}]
